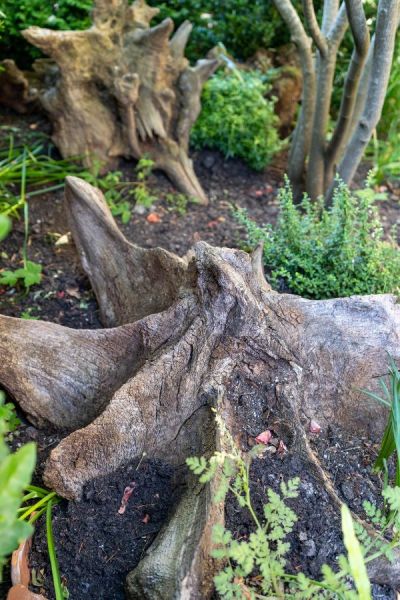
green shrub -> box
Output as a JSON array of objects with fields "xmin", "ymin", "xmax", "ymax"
[
  {"xmin": 191, "ymin": 69, "xmax": 282, "ymax": 171},
  {"xmin": 0, "ymin": 0, "xmax": 92, "ymax": 67},
  {"xmin": 236, "ymin": 177, "xmax": 400, "ymax": 299},
  {"xmin": 149, "ymin": 0, "xmax": 289, "ymax": 62}
]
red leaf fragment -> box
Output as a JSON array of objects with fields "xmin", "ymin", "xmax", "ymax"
[
  {"xmin": 142, "ymin": 513, "xmax": 150, "ymax": 524},
  {"xmin": 310, "ymin": 420, "xmax": 321, "ymax": 434},
  {"xmin": 255, "ymin": 430, "xmax": 272, "ymax": 445},
  {"xmin": 118, "ymin": 481, "xmax": 136, "ymax": 515}
]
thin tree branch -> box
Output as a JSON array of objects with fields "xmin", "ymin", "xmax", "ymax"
[
  {"xmin": 302, "ymin": 0, "xmax": 328, "ymax": 56},
  {"xmin": 328, "ymin": 3, "xmax": 349, "ymax": 47},
  {"xmin": 322, "ymin": 0, "xmax": 340, "ymax": 34},
  {"xmin": 326, "ymin": 0, "xmax": 370, "ymax": 181},
  {"xmin": 273, "ymin": 0, "xmax": 317, "ymax": 197}
]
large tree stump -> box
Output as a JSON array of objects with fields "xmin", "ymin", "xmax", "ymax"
[
  {"xmin": 1, "ymin": 177, "xmax": 400, "ymax": 596},
  {"xmin": 21, "ymin": 0, "xmax": 218, "ymax": 204}
]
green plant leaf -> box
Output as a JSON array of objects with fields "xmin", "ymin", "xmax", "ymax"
[{"xmin": 341, "ymin": 504, "xmax": 371, "ymax": 600}]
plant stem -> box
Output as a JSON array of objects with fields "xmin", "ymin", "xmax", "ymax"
[
  {"xmin": 19, "ymin": 491, "xmax": 57, "ymax": 521},
  {"xmin": 46, "ymin": 499, "xmax": 64, "ymax": 600}
]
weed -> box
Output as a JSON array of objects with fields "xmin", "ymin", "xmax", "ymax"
[
  {"xmin": 165, "ymin": 193, "xmax": 197, "ymax": 216},
  {"xmin": 235, "ymin": 176, "xmax": 400, "ymax": 299},
  {"xmin": 188, "ymin": 407, "xmax": 400, "ymax": 598},
  {"xmin": 20, "ymin": 308, "xmax": 39, "ymax": 320},
  {"xmin": 191, "ymin": 68, "xmax": 283, "ymax": 171},
  {"xmin": 0, "ymin": 147, "xmax": 42, "ymax": 290}
]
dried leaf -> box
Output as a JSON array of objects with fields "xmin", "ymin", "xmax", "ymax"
[{"xmin": 118, "ymin": 481, "xmax": 136, "ymax": 515}]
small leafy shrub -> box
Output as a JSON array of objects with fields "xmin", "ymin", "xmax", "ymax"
[
  {"xmin": 0, "ymin": 391, "xmax": 36, "ymax": 580},
  {"xmin": 236, "ymin": 177, "xmax": 400, "ymax": 299},
  {"xmin": 187, "ymin": 408, "xmax": 400, "ymax": 599},
  {"xmin": 191, "ymin": 69, "xmax": 282, "ymax": 171}
]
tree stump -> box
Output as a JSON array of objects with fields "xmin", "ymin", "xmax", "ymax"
[
  {"xmin": 21, "ymin": 0, "xmax": 218, "ymax": 204},
  {"xmin": 1, "ymin": 177, "xmax": 400, "ymax": 596}
]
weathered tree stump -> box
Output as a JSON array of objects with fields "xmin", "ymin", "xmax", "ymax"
[
  {"xmin": 21, "ymin": 0, "xmax": 218, "ymax": 204},
  {"xmin": 1, "ymin": 177, "xmax": 400, "ymax": 596}
]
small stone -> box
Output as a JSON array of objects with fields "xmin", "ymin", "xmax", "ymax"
[
  {"xmin": 341, "ymin": 481, "xmax": 355, "ymax": 501},
  {"xmin": 202, "ymin": 154, "xmax": 215, "ymax": 169},
  {"xmin": 300, "ymin": 481, "xmax": 315, "ymax": 498},
  {"xmin": 133, "ymin": 204, "xmax": 147, "ymax": 215},
  {"xmin": 303, "ymin": 539, "xmax": 317, "ymax": 558},
  {"xmin": 299, "ymin": 531, "xmax": 308, "ymax": 542}
]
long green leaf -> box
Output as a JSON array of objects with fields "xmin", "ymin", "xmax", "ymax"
[{"xmin": 341, "ymin": 504, "xmax": 371, "ymax": 600}]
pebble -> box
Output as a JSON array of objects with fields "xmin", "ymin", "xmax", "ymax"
[
  {"xmin": 341, "ymin": 481, "xmax": 355, "ymax": 501},
  {"xmin": 300, "ymin": 481, "xmax": 315, "ymax": 498},
  {"xmin": 303, "ymin": 539, "xmax": 317, "ymax": 558},
  {"xmin": 202, "ymin": 154, "xmax": 216, "ymax": 169}
]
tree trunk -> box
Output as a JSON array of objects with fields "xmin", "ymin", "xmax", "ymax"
[
  {"xmin": 21, "ymin": 0, "xmax": 218, "ymax": 204},
  {"xmin": 1, "ymin": 177, "xmax": 400, "ymax": 596},
  {"xmin": 273, "ymin": 0, "xmax": 399, "ymax": 202}
]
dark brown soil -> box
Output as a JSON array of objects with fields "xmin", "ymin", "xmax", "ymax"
[
  {"xmin": 30, "ymin": 459, "xmax": 179, "ymax": 600},
  {"xmin": 1, "ymin": 109, "xmax": 400, "ymax": 600}
]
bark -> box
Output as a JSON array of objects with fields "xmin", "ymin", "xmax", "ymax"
[
  {"xmin": 325, "ymin": 0, "xmax": 370, "ymax": 184},
  {"xmin": 21, "ymin": 0, "xmax": 218, "ymax": 204},
  {"xmin": 1, "ymin": 178, "xmax": 400, "ymax": 595},
  {"xmin": 273, "ymin": 0, "xmax": 317, "ymax": 198}
]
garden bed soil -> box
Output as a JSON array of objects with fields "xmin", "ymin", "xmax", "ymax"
[{"xmin": 1, "ymin": 110, "xmax": 400, "ymax": 600}]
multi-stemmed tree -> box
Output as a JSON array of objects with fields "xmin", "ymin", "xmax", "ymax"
[{"xmin": 273, "ymin": 0, "xmax": 399, "ymax": 199}]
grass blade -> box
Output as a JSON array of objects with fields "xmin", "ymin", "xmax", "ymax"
[{"xmin": 46, "ymin": 499, "xmax": 64, "ymax": 600}]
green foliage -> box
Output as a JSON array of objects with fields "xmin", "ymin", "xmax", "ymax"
[
  {"xmin": 0, "ymin": 0, "xmax": 289, "ymax": 66},
  {"xmin": 236, "ymin": 177, "xmax": 400, "ymax": 299},
  {"xmin": 363, "ymin": 357, "xmax": 400, "ymax": 486},
  {"xmin": 149, "ymin": 0, "xmax": 290, "ymax": 62},
  {"xmin": 341, "ymin": 505, "xmax": 371, "ymax": 600},
  {"xmin": 83, "ymin": 156, "xmax": 156, "ymax": 221},
  {"xmin": 0, "ymin": 260, "xmax": 42, "ymax": 289},
  {"xmin": 0, "ymin": 214, "xmax": 11, "ymax": 241},
  {"xmin": 0, "ymin": 391, "xmax": 36, "ymax": 581},
  {"xmin": 165, "ymin": 193, "xmax": 198, "ymax": 216},
  {"xmin": 0, "ymin": 0, "xmax": 92, "ymax": 67},
  {"xmin": 191, "ymin": 69, "xmax": 282, "ymax": 171},
  {"xmin": 187, "ymin": 406, "xmax": 400, "ymax": 599}
]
